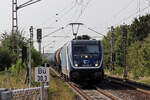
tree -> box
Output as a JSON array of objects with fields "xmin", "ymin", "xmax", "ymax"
[
  {"xmin": 0, "ymin": 46, "xmax": 13, "ymax": 71},
  {"xmin": 130, "ymin": 14, "xmax": 150, "ymax": 42},
  {"xmin": 31, "ymin": 47, "xmax": 43, "ymax": 67}
]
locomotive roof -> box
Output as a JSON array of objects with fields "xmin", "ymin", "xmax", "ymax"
[{"xmin": 72, "ymin": 40, "xmax": 101, "ymax": 45}]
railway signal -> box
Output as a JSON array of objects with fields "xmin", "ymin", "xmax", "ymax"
[
  {"xmin": 37, "ymin": 28, "xmax": 42, "ymax": 42},
  {"xmin": 29, "ymin": 26, "xmax": 34, "ymax": 45},
  {"xmin": 37, "ymin": 28, "xmax": 42, "ymax": 52}
]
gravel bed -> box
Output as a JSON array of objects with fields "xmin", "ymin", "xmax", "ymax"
[{"xmin": 97, "ymin": 81, "xmax": 150, "ymax": 100}]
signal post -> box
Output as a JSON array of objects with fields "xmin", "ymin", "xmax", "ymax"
[
  {"xmin": 122, "ymin": 25, "xmax": 128, "ymax": 80},
  {"xmin": 110, "ymin": 26, "xmax": 115, "ymax": 71},
  {"xmin": 37, "ymin": 28, "xmax": 45, "ymax": 100}
]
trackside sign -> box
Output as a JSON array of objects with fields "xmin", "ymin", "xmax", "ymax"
[{"xmin": 35, "ymin": 67, "xmax": 50, "ymax": 82}]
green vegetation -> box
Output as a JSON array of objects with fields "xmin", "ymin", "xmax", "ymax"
[
  {"xmin": 0, "ymin": 68, "xmax": 78, "ymax": 100},
  {"xmin": 0, "ymin": 31, "xmax": 43, "ymax": 88},
  {"xmin": 0, "ymin": 31, "xmax": 43, "ymax": 70},
  {"xmin": 0, "ymin": 68, "xmax": 28, "ymax": 89},
  {"xmin": 103, "ymin": 14, "xmax": 150, "ymax": 84},
  {"xmin": 0, "ymin": 30, "xmax": 77, "ymax": 100},
  {"xmin": 0, "ymin": 46, "xmax": 14, "ymax": 71},
  {"xmin": 1, "ymin": 14, "xmax": 150, "ymax": 98},
  {"xmin": 48, "ymin": 70, "xmax": 78, "ymax": 100}
]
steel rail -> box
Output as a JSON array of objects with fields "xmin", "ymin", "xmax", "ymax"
[
  {"xmin": 105, "ymin": 75, "xmax": 150, "ymax": 95},
  {"xmin": 67, "ymin": 82, "xmax": 92, "ymax": 100},
  {"xmin": 50, "ymin": 68, "xmax": 91, "ymax": 100},
  {"xmin": 95, "ymin": 86, "xmax": 121, "ymax": 100}
]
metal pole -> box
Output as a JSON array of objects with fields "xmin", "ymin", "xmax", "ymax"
[
  {"xmin": 39, "ymin": 42, "xmax": 41, "ymax": 53},
  {"xmin": 28, "ymin": 26, "xmax": 33, "ymax": 88},
  {"xmin": 38, "ymin": 38, "xmax": 44, "ymax": 100},
  {"xmin": 110, "ymin": 26, "xmax": 114, "ymax": 71},
  {"xmin": 12, "ymin": 0, "xmax": 18, "ymax": 33},
  {"xmin": 39, "ymin": 44, "xmax": 44, "ymax": 100},
  {"xmin": 41, "ymin": 83, "xmax": 44, "ymax": 100},
  {"xmin": 12, "ymin": 0, "xmax": 41, "ymax": 51},
  {"xmin": 29, "ymin": 39, "xmax": 31, "ymax": 88},
  {"xmin": 123, "ymin": 25, "xmax": 128, "ymax": 80},
  {"xmin": 37, "ymin": 28, "xmax": 44, "ymax": 100}
]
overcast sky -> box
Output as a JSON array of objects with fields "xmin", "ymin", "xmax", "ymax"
[{"xmin": 0, "ymin": 0, "xmax": 150, "ymax": 53}]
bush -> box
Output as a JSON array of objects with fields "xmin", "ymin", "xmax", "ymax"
[
  {"xmin": 16, "ymin": 59, "xmax": 22, "ymax": 74},
  {"xmin": 0, "ymin": 46, "xmax": 13, "ymax": 71},
  {"xmin": 31, "ymin": 47, "xmax": 42, "ymax": 67},
  {"xmin": 10, "ymin": 64, "xmax": 17, "ymax": 76}
]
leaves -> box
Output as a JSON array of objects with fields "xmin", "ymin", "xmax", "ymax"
[
  {"xmin": 102, "ymin": 14, "xmax": 150, "ymax": 78},
  {"xmin": 0, "ymin": 30, "xmax": 43, "ymax": 71}
]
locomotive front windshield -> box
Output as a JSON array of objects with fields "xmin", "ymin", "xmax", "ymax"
[{"xmin": 73, "ymin": 45, "xmax": 99, "ymax": 54}]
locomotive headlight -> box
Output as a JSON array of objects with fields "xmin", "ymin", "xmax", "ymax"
[
  {"xmin": 95, "ymin": 64, "xmax": 98, "ymax": 67},
  {"xmin": 85, "ymin": 55, "xmax": 88, "ymax": 58},
  {"xmin": 75, "ymin": 64, "xmax": 78, "ymax": 67}
]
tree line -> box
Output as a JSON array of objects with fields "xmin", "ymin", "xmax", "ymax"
[
  {"xmin": 102, "ymin": 14, "xmax": 150, "ymax": 79},
  {"xmin": 0, "ymin": 31, "xmax": 43, "ymax": 71}
]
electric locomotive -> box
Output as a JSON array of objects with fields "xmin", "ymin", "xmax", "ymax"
[{"xmin": 48, "ymin": 36, "xmax": 104, "ymax": 81}]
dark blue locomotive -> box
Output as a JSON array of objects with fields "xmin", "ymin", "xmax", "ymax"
[{"xmin": 48, "ymin": 39, "xmax": 104, "ymax": 81}]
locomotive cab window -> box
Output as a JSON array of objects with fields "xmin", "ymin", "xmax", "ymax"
[{"xmin": 72, "ymin": 45, "xmax": 99, "ymax": 55}]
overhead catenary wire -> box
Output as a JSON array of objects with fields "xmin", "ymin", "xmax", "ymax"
[
  {"xmin": 49, "ymin": 0, "xmax": 78, "ymax": 26},
  {"xmin": 41, "ymin": 0, "xmax": 77, "ymax": 26},
  {"xmin": 43, "ymin": 40, "xmax": 55, "ymax": 48},
  {"xmin": 97, "ymin": 0, "xmax": 136, "ymax": 31},
  {"xmin": 43, "ymin": 35, "xmax": 70, "ymax": 48},
  {"xmin": 44, "ymin": 37, "xmax": 71, "ymax": 52},
  {"xmin": 42, "ymin": 27, "xmax": 65, "ymax": 39},
  {"xmin": 92, "ymin": 3, "xmax": 150, "ymax": 40},
  {"xmin": 114, "ymin": 5, "xmax": 150, "ymax": 26},
  {"xmin": 17, "ymin": 0, "xmax": 41, "ymax": 9},
  {"xmin": 75, "ymin": 0, "xmax": 92, "ymax": 22},
  {"xmin": 40, "ymin": 0, "xmax": 150, "ymax": 52},
  {"xmin": 42, "ymin": 24, "xmax": 72, "ymax": 52},
  {"xmin": 113, "ymin": 0, "xmax": 136, "ymax": 18},
  {"xmin": 40, "ymin": 0, "xmax": 93, "ymax": 31},
  {"xmin": 87, "ymin": 27, "xmax": 109, "ymax": 40},
  {"xmin": 98, "ymin": 0, "xmax": 149, "ymax": 33}
]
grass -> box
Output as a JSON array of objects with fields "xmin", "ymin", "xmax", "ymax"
[
  {"xmin": 137, "ymin": 77, "xmax": 150, "ymax": 85},
  {"xmin": 0, "ymin": 68, "xmax": 79, "ymax": 100},
  {"xmin": 48, "ymin": 70, "xmax": 78, "ymax": 100},
  {"xmin": 105, "ymin": 69, "xmax": 150, "ymax": 85},
  {"xmin": 0, "ymin": 69, "xmax": 28, "ymax": 89}
]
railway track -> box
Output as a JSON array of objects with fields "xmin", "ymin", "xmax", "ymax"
[
  {"xmin": 50, "ymin": 67, "xmax": 150, "ymax": 100},
  {"xmin": 105, "ymin": 75, "xmax": 150, "ymax": 95},
  {"xmin": 50, "ymin": 68, "xmax": 121, "ymax": 100},
  {"xmin": 67, "ymin": 81, "xmax": 121, "ymax": 100}
]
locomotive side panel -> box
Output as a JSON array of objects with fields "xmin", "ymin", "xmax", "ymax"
[{"xmin": 60, "ymin": 46, "xmax": 68, "ymax": 75}]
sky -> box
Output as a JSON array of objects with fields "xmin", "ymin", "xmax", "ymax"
[{"xmin": 0, "ymin": 0, "xmax": 150, "ymax": 53}]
